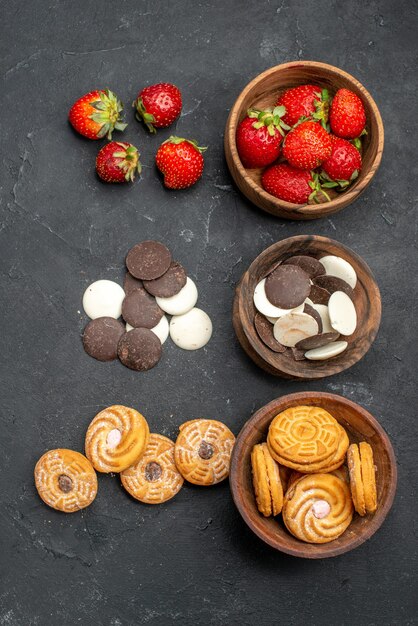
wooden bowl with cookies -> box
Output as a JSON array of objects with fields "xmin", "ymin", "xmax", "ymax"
[
  {"xmin": 224, "ymin": 61, "xmax": 384, "ymax": 220},
  {"xmin": 233, "ymin": 234, "xmax": 381, "ymax": 380},
  {"xmin": 229, "ymin": 391, "xmax": 397, "ymax": 558}
]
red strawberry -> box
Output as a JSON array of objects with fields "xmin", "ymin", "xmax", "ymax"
[
  {"xmin": 155, "ymin": 136, "xmax": 206, "ymax": 189},
  {"xmin": 133, "ymin": 83, "xmax": 182, "ymax": 133},
  {"xmin": 277, "ymin": 84, "xmax": 329, "ymax": 127},
  {"xmin": 322, "ymin": 137, "xmax": 362, "ymax": 186},
  {"xmin": 96, "ymin": 142, "xmax": 141, "ymax": 183},
  {"xmin": 262, "ymin": 163, "xmax": 330, "ymax": 205},
  {"xmin": 330, "ymin": 88, "xmax": 366, "ymax": 139},
  {"xmin": 283, "ymin": 120, "xmax": 332, "ymax": 169},
  {"xmin": 69, "ymin": 90, "xmax": 127, "ymax": 140},
  {"xmin": 236, "ymin": 106, "xmax": 289, "ymax": 168}
]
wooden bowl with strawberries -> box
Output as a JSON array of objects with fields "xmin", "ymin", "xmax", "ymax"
[{"xmin": 224, "ymin": 61, "xmax": 384, "ymax": 220}]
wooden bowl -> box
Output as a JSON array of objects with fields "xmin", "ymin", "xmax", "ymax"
[
  {"xmin": 224, "ymin": 61, "xmax": 384, "ymax": 220},
  {"xmin": 233, "ymin": 235, "xmax": 381, "ymax": 380},
  {"xmin": 230, "ymin": 391, "xmax": 397, "ymax": 558}
]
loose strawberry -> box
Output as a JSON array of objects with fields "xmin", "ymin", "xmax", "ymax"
[
  {"xmin": 133, "ymin": 83, "xmax": 182, "ymax": 133},
  {"xmin": 69, "ymin": 90, "xmax": 127, "ymax": 140},
  {"xmin": 236, "ymin": 106, "xmax": 289, "ymax": 168},
  {"xmin": 155, "ymin": 136, "xmax": 206, "ymax": 189},
  {"xmin": 321, "ymin": 136, "xmax": 362, "ymax": 187},
  {"xmin": 96, "ymin": 142, "xmax": 141, "ymax": 183},
  {"xmin": 277, "ymin": 84, "xmax": 329, "ymax": 128},
  {"xmin": 283, "ymin": 120, "xmax": 332, "ymax": 169},
  {"xmin": 329, "ymin": 88, "xmax": 366, "ymax": 139},
  {"xmin": 262, "ymin": 163, "xmax": 330, "ymax": 204}
]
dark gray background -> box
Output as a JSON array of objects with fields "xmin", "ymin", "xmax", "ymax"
[{"xmin": 1, "ymin": 1, "xmax": 417, "ymax": 624}]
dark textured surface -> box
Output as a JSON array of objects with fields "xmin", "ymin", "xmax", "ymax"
[{"xmin": 1, "ymin": 1, "xmax": 417, "ymax": 624}]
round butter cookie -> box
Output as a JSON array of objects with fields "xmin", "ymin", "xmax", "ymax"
[
  {"xmin": 283, "ymin": 473, "xmax": 353, "ymax": 543},
  {"xmin": 121, "ymin": 434, "xmax": 184, "ymax": 504},
  {"xmin": 267, "ymin": 405, "xmax": 341, "ymax": 470},
  {"xmin": 35, "ymin": 449, "xmax": 97, "ymax": 513},
  {"xmin": 85, "ymin": 405, "xmax": 149, "ymax": 473},
  {"xmin": 174, "ymin": 419, "xmax": 235, "ymax": 485}
]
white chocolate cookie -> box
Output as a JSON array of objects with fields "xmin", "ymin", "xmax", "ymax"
[
  {"xmin": 83, "ymin": 280, "xmax": 125, "ymax": 320},
  {"xmin": 170, "ymin": 307, "xmax": 212, "ymax": 350},
  {"xmin": 156, "ymin": 277, "xmax": 198, "ymax": 315}
]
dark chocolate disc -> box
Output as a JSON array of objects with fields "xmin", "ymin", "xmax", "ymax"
[
  {"xmin": 265, "ymin": 265, "xmax": 311, "ymax": 309},
  {"xmin": 122, "ymin": 290, "xmax": 163, "ymax": 329},
  {"xmin": 117, "ymin": 328, "xmax": 162, "ymax": 371},
  {"xmin": 82, "ymin": 317, "xmax": 125, "ymax": 361},
  {"xmin": 283, "ymin": 255, "xmax": 325, "ymax": 279},
  {"xmin": 254, "ymin": 312, "xmax": 286, "ymax": 353},
  {"xmin": 296, "ymin": 332, "xmax": 340, "ymax": 351},
  {"xmin": 126, "ymin": 241, "xmax": 172, "ymax": 280},
  {"xmin": 309, "ymin": 284, "xmax": 331, "ymax": 305},
  {"xmin": 143, "ymin": 261, "xmax": 187, "ymax": 298},
  {"xmin": 313, "ymin": 275, "xmax": 355, "ymax": 300},
  {"xmin": 123, "ymin": 272, "xmax": 146, "ymax": 296},
  {"xmin": 303, "ymin": 303, "xmax": 323, "ymax": 334}
]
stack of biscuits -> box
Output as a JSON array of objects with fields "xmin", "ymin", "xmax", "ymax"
[
  {"xmin": 34, "ymin": 406, "xmax": 235, "ymax": 512},
  {"xmin": 251, "ymin": 405, "xmax": 377, "ymax": 544}
]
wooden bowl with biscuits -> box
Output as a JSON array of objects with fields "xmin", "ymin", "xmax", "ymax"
[
  {"xmin": 233, "ymin": 235, "xmax": 381, "ymax": 380},
  {"xmin": 229, "ymin": 391, "xmax": 397, "ymax": 559},
  {"xmin": 224, "ymin": 60, "xmax": 384, "ymax": 220}
]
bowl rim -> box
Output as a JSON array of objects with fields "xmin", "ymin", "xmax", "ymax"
[
  {"xmin": 225, "ymin": 60, "xmax": 384, "ymax": 217},
  {"xmin": 235, "ymin": 234, "xmax": 382, "ymax": 379},
  {"xmin": 229, "ymin": 391, "xmax": 397, "ymax": 558}
]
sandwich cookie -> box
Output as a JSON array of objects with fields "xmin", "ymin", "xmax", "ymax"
[
  {"xmin": 121, "ymin": 434, "xmax": 184, "ymax": 504},
  {"xmin": 251, "ymin": 442, "xmax": 283, "ymax": 517},
  {"xmin": 83, "ymin": 280, "xmax": 125, "ymax": 320},
  {"xmin": 85, "ymin": 405, "xmax": 149, "ymax": 473},
  {"xmin": 347, "ymin": 442, "xmax": 377, "ymax": 515},
  {"xmin": 174, "ymin": 419, "xmax": 235, "ymax": 486},
  {"xmin": 34, "ymin": 449, "xmax": 98, "ymax": 513},
  {"xmin": 169, "ymin": 308, "xmax": 212, "ymax": 350}
]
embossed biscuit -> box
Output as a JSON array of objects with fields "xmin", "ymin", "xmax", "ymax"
[
  {"xmin": 267, "ymin": 405, "xmax": 341, "ymax": 469},
  {"xmin": 85, "ymin": 405, "xmax": 149, "ymax": 473},
  {"xmin": 121, "ymin": 434, "xmax": 184, "ymax": 504},
  {"xmin": 174, "ymin": 419, "xmax": 235, "ymax": 486},
  {"xmin": 282, "ymin": 473, "xmax": 353, "ymax": 543},
  {"xmin": 34, "ymin": 449, "xmax": 98, "ymax": 513}
]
